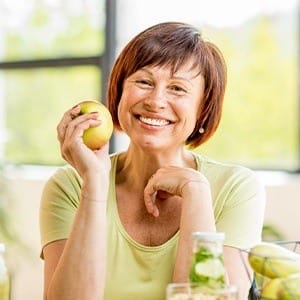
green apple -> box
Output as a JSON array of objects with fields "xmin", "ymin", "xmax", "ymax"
[{"xmin": 78, "ymin": 100, "xmax": 113, "ymax": 150}]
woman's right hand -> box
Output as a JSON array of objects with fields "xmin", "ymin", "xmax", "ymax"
[{"xmin": 56, "ymin": 104, "xmax": 111, "ymax": 180}]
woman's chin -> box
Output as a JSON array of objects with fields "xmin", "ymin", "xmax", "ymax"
[{"xmin": 135, "ymin": 138, "xmax": 170, "ymax": 151}]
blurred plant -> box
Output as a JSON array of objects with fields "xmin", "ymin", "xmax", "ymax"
[
  {"xmin": 262, "ymin": 224, "xmax": 286, "ymax": 242},
  {"xmin": 0, "ymin": 165, "xmax": 19, "ymax": 245}
]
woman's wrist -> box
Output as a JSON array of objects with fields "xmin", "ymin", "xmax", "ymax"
[
  {"xmin": 180, "ymin": 179, "xmax": 210, "ymax": 196},
  {"xmin": 81, "ymin": 175, "xmax": 109, "ymax": 203}
]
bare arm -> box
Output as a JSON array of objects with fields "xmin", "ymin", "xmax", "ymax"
[
  {"xmin": 143, "ymin": 167, "xmax": 215, "ymax": 282},
  {"xmin": 174, "ymin": 185, "xmax": 252, "ymax": 299},
  {"xmin": 44, "ymin": 179, "xmax": 107, "ymax": 300},
  {"xmin": 43, "ymin": 105, "xmax": 111, "ymax": 300},
  {"xmin": 43, "ymin": 240, "xmax": 66, "ymax": 300},
  {"xmin": 172, "ymin": 181, "xmax": 216, "ymax": 282},
  {"xmin": 223, "ymin": 246, "xmax": 252, "ymax": 300},
  {"xmin": 171, "ymin": 183, "xmax": 253, "ymax": 300},
  {"xmin": 143, "ymin": 166, "xmax": 253, "ymax": 299}
]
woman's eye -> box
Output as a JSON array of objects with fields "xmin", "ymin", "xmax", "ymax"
[
  {"xmin": 136, "ymin": 79, "xmax": 152, "ymax": 86},
  {"xmin": 170, "ymin": 85, "xmax": 186, "ymax": 94}
]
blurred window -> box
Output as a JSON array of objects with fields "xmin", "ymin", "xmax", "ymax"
[
  {"xmin": 0, "ymin": 0, "xmax": 105, "ymax": 61},
  {"xmin": 4, "ymin": 67, "xmax": 100, "ymax": 165},
  {"xmin": 0, "ymin": 0, "xmax": 299, "ymax": 172},
  {"xmin": 0, "ymin": 0, "xmax": 110, "ymax": 165}
]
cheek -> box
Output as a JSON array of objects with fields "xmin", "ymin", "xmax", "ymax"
[
  {"xmin": 180, "ymin": 103, "xmax": 199, "ymax": 131},
  {"xmin": 117, "ymin": 93, "xmax": 136, "ymax": 131},
  {"xmin": 117, "ymin": 86, "xmax": 148, "ymax": 118},
  {"xmin": 117, "ymin": 91, "xmax": 130, "ymax": 115},
  {"xmin": 118, "ymin": 87, "xmax": 140, "ymax": 109},
  {"xmin": 181, "ymin": 102, "xmax": 199, "ymax": 120}
]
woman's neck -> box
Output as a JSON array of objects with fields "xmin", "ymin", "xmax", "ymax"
[{"xmin": 116, "ymin": 144, "xmax": 196, "ymax": 191}]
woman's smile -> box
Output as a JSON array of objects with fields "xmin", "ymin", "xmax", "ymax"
[{"xmin": 138, "ymin": 115, "xmax": 170, "ymax": 127}]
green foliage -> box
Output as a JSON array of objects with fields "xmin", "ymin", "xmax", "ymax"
[
  {"xmin": 5, "ymin": 3, "xmax": 105, "ymax": 60},
  {"xmin": 262, "ymin": 224, "xmax": 286, "ymax": 242},
  {"xmin": 4, "ymin": 67, "xmax": 101, "ymax": 165},
  {"xmin": 196, "ymin": 16, "xmax": 298, "ymax": 170},
  {"xmin": 0, "ymin": 169, "xmax": 18, "ymax": 244}
]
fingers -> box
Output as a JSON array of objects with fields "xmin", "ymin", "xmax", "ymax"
[
  {"xmin": 95, "ymin": 141, "xmax": 110, "ymax": 155},
  {"xmin": 57, "ymin": 105, "xmax": 81, "ymax": 143},
  {"xmin": 143, "ymin": 167, "xmax": 210, "ymax": 218},
  {"xmin": 56, "ymin": 105, "xmax": 104, "ymax": 168},
  {"xmin": 57, "ymin": 105, "xmax": 100, "ymax": 147},
  {"xmin": 144, "ymin": 177, "xmax": 160, "ymax": 217},
  {"xmin": 64, "ymin": 112, "xmax": 100, "ymax": 143},
  {"xmin": 144, "ymin": 196, "xmax": 159, "ymax": 217}
]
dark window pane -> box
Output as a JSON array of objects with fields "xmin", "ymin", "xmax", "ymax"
[{"xmin": 3, "ymin": 66, "xmax": 101, "ymax": 165}]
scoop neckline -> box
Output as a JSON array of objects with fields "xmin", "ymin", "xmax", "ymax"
[{"xmin": 109, "ymin": 153, "xmax": 185, "ymax": 252}]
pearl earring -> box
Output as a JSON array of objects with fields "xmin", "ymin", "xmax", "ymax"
[{"xmin": 199, "ymin": 127, "xmax": 205, "ymax": 134}]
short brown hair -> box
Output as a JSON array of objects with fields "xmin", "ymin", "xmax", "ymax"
[{"xmin": 107, "ymin": 22, "xmax": 227, "ymax": 148}]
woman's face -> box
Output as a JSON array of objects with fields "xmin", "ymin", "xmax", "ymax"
[{"xmin": 117, "ymin": 60, "xmax": 205, "ymax": 151}]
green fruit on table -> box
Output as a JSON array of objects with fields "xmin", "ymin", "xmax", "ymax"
[
  {"xmin": 78, "ymin": 100, "xmax": 113, "ymax": 150},
  {"xmin": 260, "ymin": 273, "xmax": 300, "ymax": 300},
  {"xmin": 248, "ymin": 242, "xmax": 300, "ymax": 278}
]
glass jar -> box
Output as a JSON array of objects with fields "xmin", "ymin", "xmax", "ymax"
[
  {"xmin": 0, "ymin": 244, "xmax": 10, "ymax": 300},
  {"xmin": 189, "ymin": 231, "xmax": 226, "ymax": 290}
]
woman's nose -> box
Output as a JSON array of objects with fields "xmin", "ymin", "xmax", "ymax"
[{"xmin": 143, "ymin": 87, "xmax": 167, "ymax": 110}]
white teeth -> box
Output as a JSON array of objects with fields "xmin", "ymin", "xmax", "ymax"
[{"xmin": 139, "ymin": 116, "xmax": 170, "ymax": 126}]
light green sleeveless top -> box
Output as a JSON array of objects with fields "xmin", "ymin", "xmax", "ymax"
[{"xmin": 40, "ymin": 152, "xmax": 265, "ymax": 300}]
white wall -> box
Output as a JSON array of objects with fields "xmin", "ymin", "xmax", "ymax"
[
  {"xmin": 263, "ymin": 175, "xmax": 300, "ymax": 240},
  {"xmin": 5, "ymin": 175, "xmax": 45, "ymax": 300}
]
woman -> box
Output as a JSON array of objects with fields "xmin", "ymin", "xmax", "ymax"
[{"xmin": 40, "ymin": 22, "xmax": 265, "ymax": 300}]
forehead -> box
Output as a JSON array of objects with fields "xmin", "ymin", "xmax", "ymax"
[{"xmin": 139, "ymin": 59, "xmax": 203, "ymax": 80}]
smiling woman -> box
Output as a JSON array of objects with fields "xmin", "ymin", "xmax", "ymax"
[
  {"xmin": 40, "ymin": 22, "xmax": 265, "ymax": 300},
  {"xmin": 108, "ymin": 23, "xmax": 227, "ymax": 149}
]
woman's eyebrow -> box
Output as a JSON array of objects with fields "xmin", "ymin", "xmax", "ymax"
[
  {"xmin": 138, "ymin": 68, "xmax": 153, "ymax": 75},
  {"xmin": 170, "ymin": 75, "xmax": 197, "ymax": 89}
]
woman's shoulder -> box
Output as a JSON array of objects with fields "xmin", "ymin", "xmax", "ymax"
[
  {"xmin": 193, "ymin": 153, "xmax": 265, "ymax": 213},
  {"xmin": 195, "ymin": 152, "xmax": 252, "ymax": 173},
  {"xmin": 42, "ymin": 165, "xmax": 82, "ymax": 206},
  {"xmin": 193, "ymin": 152, "xmax": 261, "ymax": 189},
  {"xmin": 49, "ymin": 164, "xmax": 81, "ymax": 186}
]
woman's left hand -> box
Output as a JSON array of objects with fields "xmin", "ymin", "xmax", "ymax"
[{"xmin": 144, "ymin": 166, "xmax": 210, "ymax": 217}]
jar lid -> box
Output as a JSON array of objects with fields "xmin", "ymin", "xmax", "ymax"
[{"xmin": 192, "ymin": 231, "xmax": 225, "ymax": 242}]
